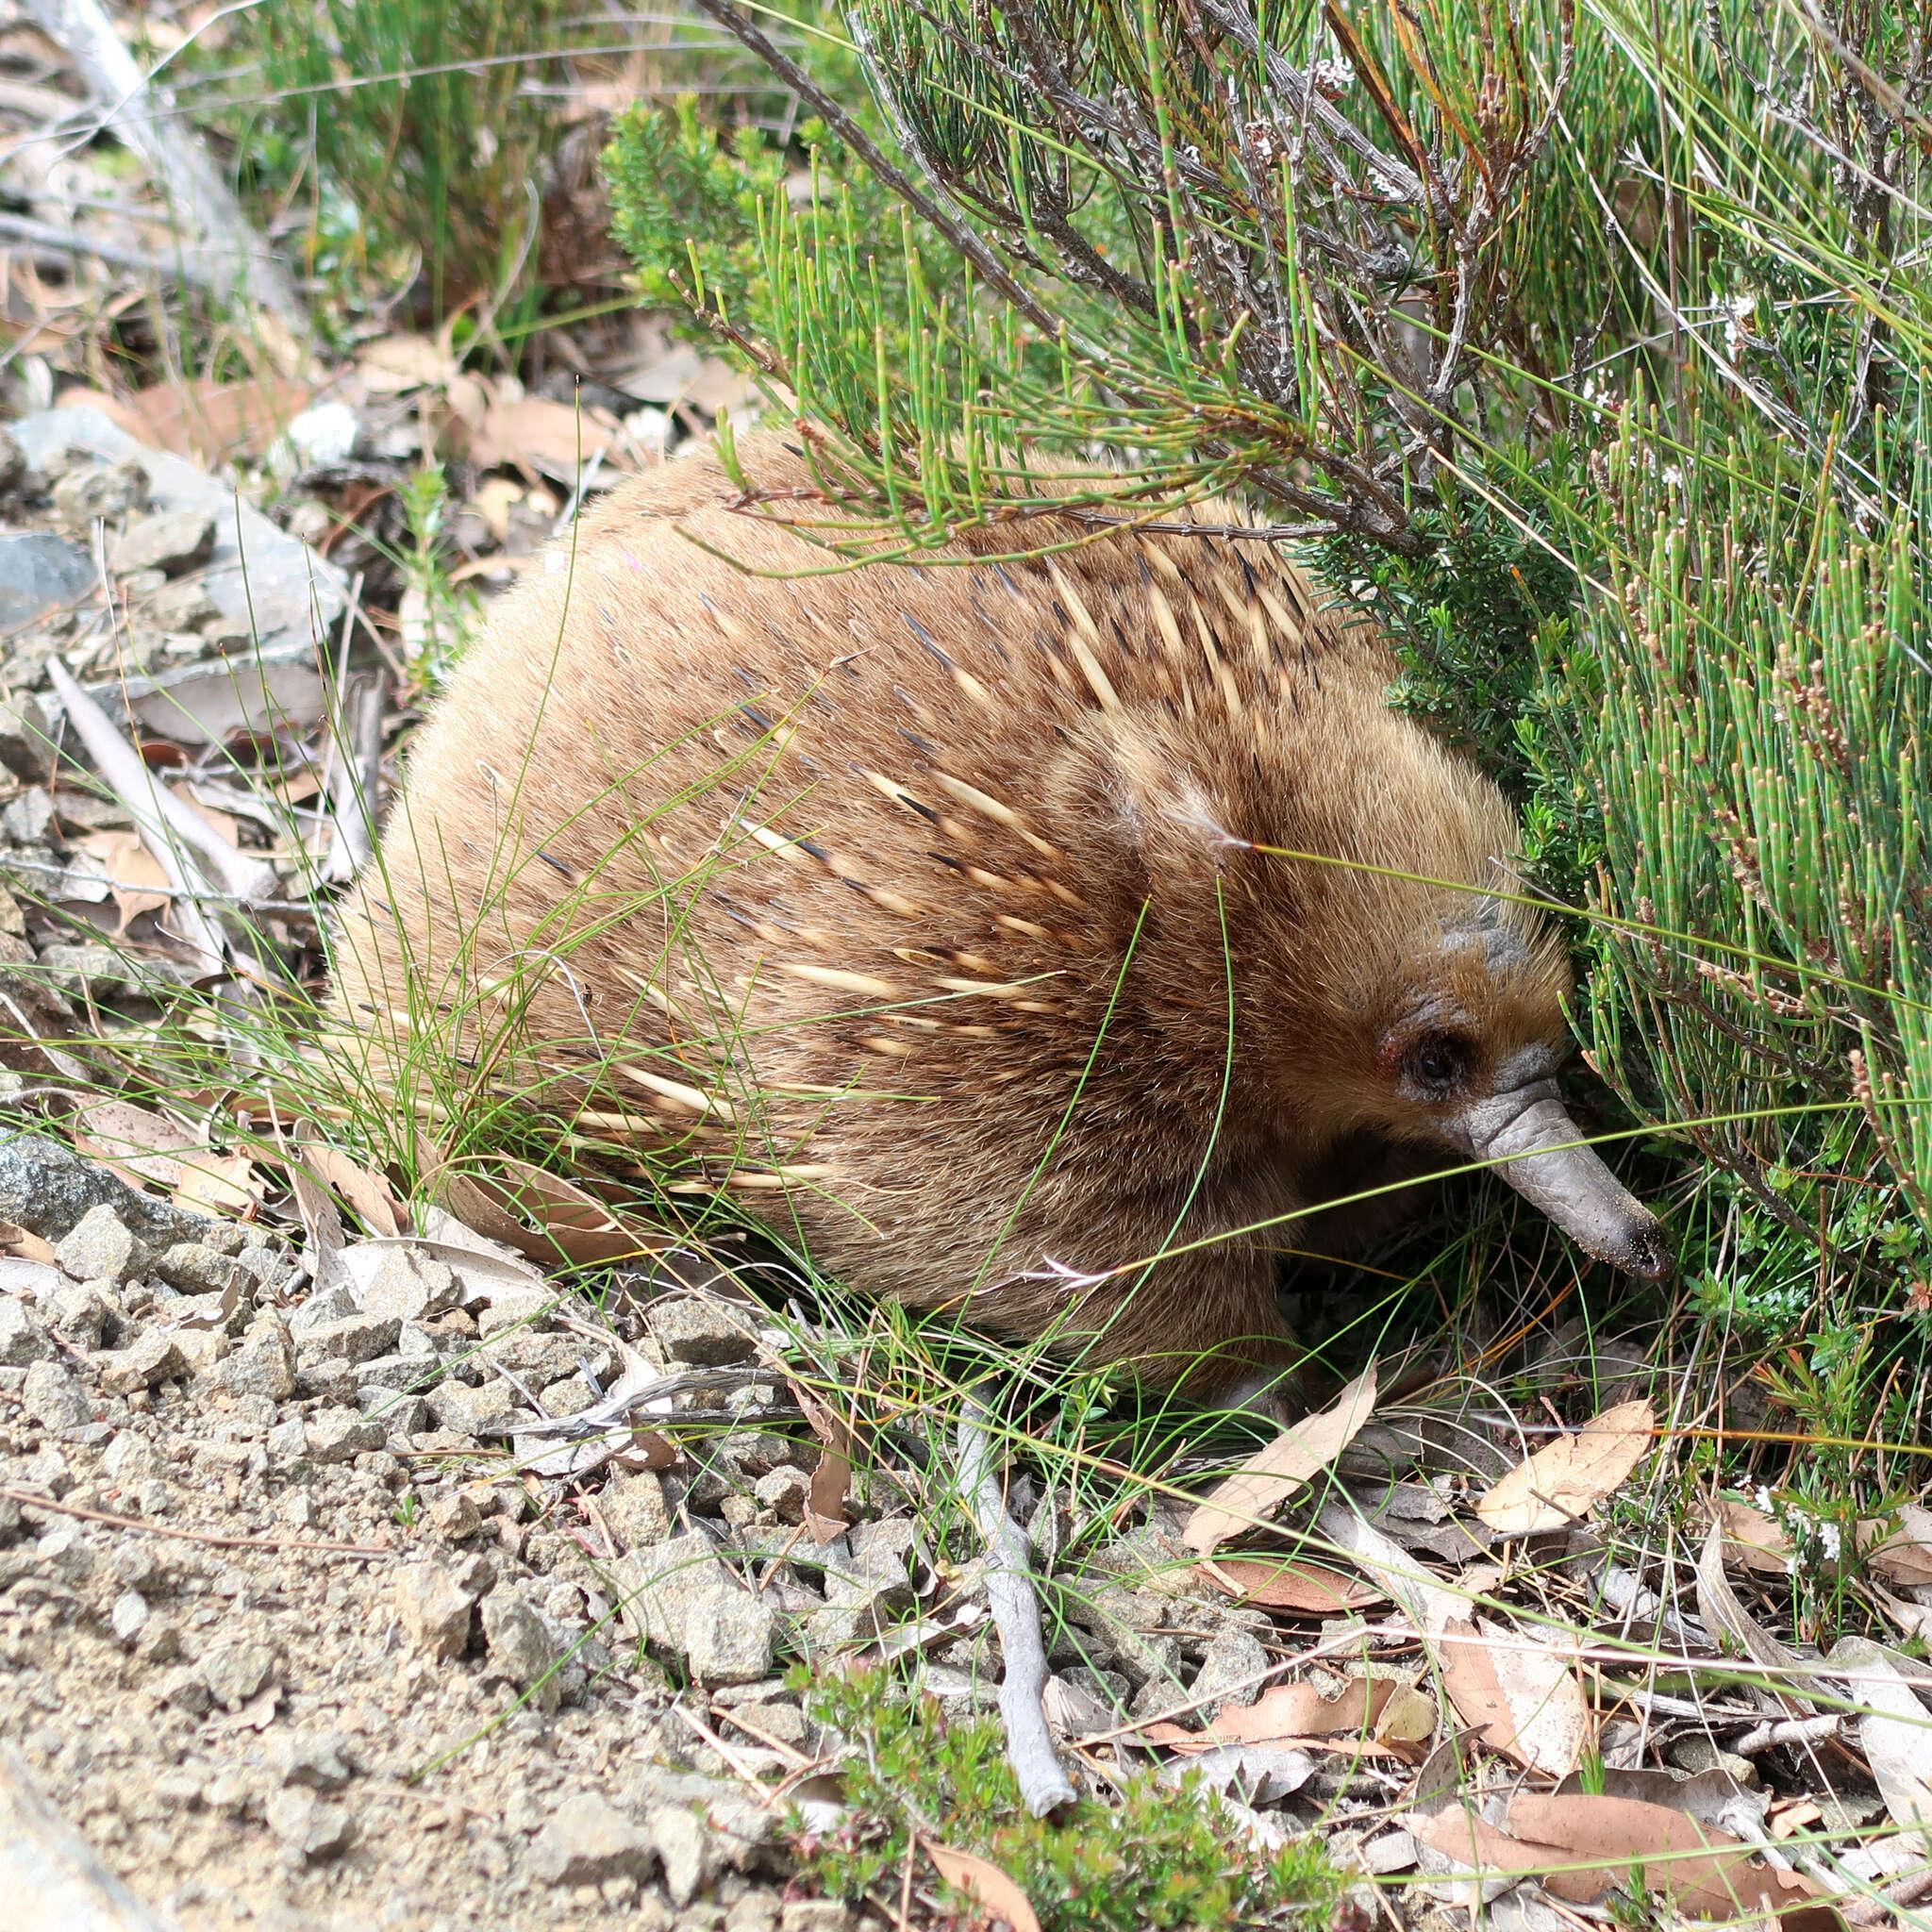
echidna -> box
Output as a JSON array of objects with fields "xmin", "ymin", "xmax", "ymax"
[{"xmin": 332, "ymin": 438, "xmax": 1669, "ymax": 1398}]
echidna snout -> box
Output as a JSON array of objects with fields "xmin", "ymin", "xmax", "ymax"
[{"xmin": 331, "ymin": 435, "xmax": 1671, "ymax": 1396}]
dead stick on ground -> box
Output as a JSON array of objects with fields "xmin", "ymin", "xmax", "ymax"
[
  {"xmin": 26, "ymin": 0, "xmax": 309, "ymax": 362},
  {"xmin": 0, "ymin": 1487, "xmax": 391, "ymax": 1559},
  {"xmin": 957, "ymin": 1401, "xmax": 1077, "ymax": 1817}
]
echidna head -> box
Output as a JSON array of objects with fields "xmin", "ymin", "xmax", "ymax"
[{"xmin": 1336, "ymin": 887, "xmax": 1672, "ymax": 1282}]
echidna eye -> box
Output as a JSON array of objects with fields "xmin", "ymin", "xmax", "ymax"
[{"xmin": 1409, "ymin": 1030, "xmax": 1473, "ymax": 1091}]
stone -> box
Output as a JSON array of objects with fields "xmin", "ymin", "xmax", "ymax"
[
  {"xmin": 530, "ymin": 1793, "xmax": 656, "ymax": 1887},
  {"xmin": 200, "ymin": 1639, "xmax": 277, "ymax": 1709},
  {"xmin": 215, "ymin": 1313, "xmax": 296, "ymax": 1401},
  {"xmin": 38, "ymin": 944, "xmax": 196, "ymax": 1000},
  {"xmin": 611, "ymin": 1527, "xmax": 735, "ymax": 1653},
  {"xmin": 97, "ymin": 1329, "xmax": 188, "ymax": 1394},
  {"xmin": 1, "ymin": 789, "xmax": 53, "ymax": 844},
  {"xmin": 647, "ymin": 1298, "xmax": 755, "ymax": 1366},
  {"xmin": 152, "ymin": 1241, "xmax": 242, "ymax": 1296},
  {"xmin": 55, "ymin": 1205, "xmax": 150, "ymax": 1287},
  {"xmin": 361, "ymin": 1246, "xmax": 458, "ymax": 1322},
  {"xmin": 294, "ymin": 1312, "xmax": 400, "ymax": 1366},
  {"xmin": 394, "ymin": 1558, "xmax": 488, "ymax": 1658},
  {"xmin": 110, "ymin": 509, "xmax": 216, "ymax": 576},
  {"xmin": 36, "ymin": 1526, "xmax": 95, "ymax": 1583},
  {"xmin": 1190, "ymin": 1624, "xmax": 1268, "ymax": 1721},
  {"xmin": 752, "ymin": 1467, "xmax": 809, "ymax": 1524},
  {"xmin": 0, "ymin": 1295, "xmax": 51, "ymax": 1365},
  {"xmin": 428, "ymin": 1491, "xmax": 482, "ymax": 1540},
  {"xmin": 108, "ymin": 1536, "xmax": 165, "ymax": 1591},
  {"xmin": 648, "ymin": 1805, "xmax": 719, "ymax": 1907},
  {"xmin": 476, "ymin": 1290, "xmax": 558, "ymax": 1339},
  {"xmin": 685, "ymin": 1596, "xmax": 777, "ymax": 1687},
  {"xmin": 779, "ymin": 1906, "xmax": 853, "ymax": 1932},
  {"xmin": 725, "ymin": 1896, "xmax": 781, "ymax": 1932},
  {"xmin": 265, "ymin": 1786, "xmax": 352, "ymax": 1860},
  {"xmin": 0, "ymin": 425, "xmax": 23, "ymax": 493},
  {"xmin": 157, "ymin": 1665, "xmax": 211, "ymax": 1715},
  {"xmin": 21, "ymin": 1358, "xmax": 88, "ymax": 1429},
  {"xmin": 110, "ymin": 1589, "xmax": 149, "ymax": 1644},
  {"xmin": 0, "ymin": 1132, "xmax": 209, "ymax": 1248},
  {"xmin": 822, "ymin": 1523, "xmax": 916, "ymax": 1614},
  {"xmin": 51, "ymin": 454, "xmax": 147, "ymax": 526},
  {"xmin": 305, "ymin": 1407, "xmax": 386, "ymax": 1463},
  {"xmin": 0, "ymin": 691, "xmax": 55, "ymax": 782},
  {"xmin": 0, "ymin": 531, "xmax": 92, "ymax": 633},
  {"xmin": 274, "ymin": 1730, "xmax": 355, "ymax": 1790},
  {"xmin": 603, "ymin": 1470, "xmax": 672, "ymax": 1549},
  {"xmin": 480, "ymin": 1592, "xmax": 561, "ymax": 1709},
  {"xmin": 145, "ymin": 576, "xmax": 220, "ymax": 631},
  {"xmin": 358, "ymin": 1389, "xmax": 428, "ymax": 1436},
  {"xmin": 48, "ymin": 1281, "xmax": 111, "ymax": 1349},
  {"xmin": 289, "ymin": 1281, "xmax": 358, "ymax": 1333},
  {"xmin": 427, "ymin": 1378, "xmax": 521, "ymax": 1439}
]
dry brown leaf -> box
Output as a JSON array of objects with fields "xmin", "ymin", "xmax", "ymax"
[
  {"xmin": 1506, "ymin": 1791, "xmax": 1838, "ymax": 1924},
  {"xmin": 792, "ymin": 1389, "xmax": 854, "ymax": 1542},
  {"xmin": 0, "ymin": 1220, "xmax": 59, "ymax": 1266},
  {"xmin": 1710, "ymin": 1497, "xmax": 1794, "ymax": 1575},
  {"xmin": 925, "ymin": 1841, "xmax": 1041, "ymax": 1932},
  {"xmin": 1474, "ymin": 1398, "xmax": 1655, "ymax": 1534},
  {"xmin": 466, "ymin": 395, "xmax": 625, "ymax": 481},
  {"xmin": 74, "ymin": 1097, "xmax": 196, "ymax": 1187},
  {"xmin": 1199, "ymin": 1555, "xmax": 1387, "ymax": 1615},
  {"xmin": 1435, "ymin": 1617, "xmax": 1590, "ymax": 1776},
  {"xmin": 174, "ymin": 1149, "xmax": 260, "ymax": 1217},
  {"xmin": 297, "ymin": 1140, "xmax": 407, "ymax": 1239},
  {"xmin": 70, "ymin": 377, "xmax": 315, "ymax": 461},
  {"xmin": 358, "ymin": 335, "xmax": 458, "ymax": 393},
  {"xmin": 1862, "ymin": 1502, "xmax": 1932, "ymax": 1588},
  {"xmin": 1183, "ymin": 1368, "xmax": 1378, "ymax": 1555},
  {"xmin": 1827, "ymin": 1638, "xmax": 1932, "ymax": 1849},
  {"xmin": 74, "ymin": 830, "xmax": 171, "ymax": 933},
  {"xmin": 1694, "ymin": 1518, "xmax": 1810, "ymax": 1705},
  {"xmin": 1408, "ymin": 1807, "xmax": 1594, "ymax": 1902},
  {"xmin": 1138, "ymin": 1674, "xmax": 1433, "ymax": 1759},
  {"xmin": 492, "ymin": 1156, "xmax": 650, "ymax": 1264}
]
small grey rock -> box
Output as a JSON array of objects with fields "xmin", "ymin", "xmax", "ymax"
[
  {"xmin": 294, "ymin": 1312, "xmax": 400, "ymax": 1367},
  {"xmin": 360, "ymin": 1246, "xmax": 458, "ymax": 1322},
  {"xmin": 215, "ymin": 1313, "xmax": 296, "ymax": 1401},
  {"xmin": 610, "ymin": 1526, "xmax": 733, "ymax": 1653},
  {"xmin": 55, "ymin": 1205, "xmax": 150, "ymax": 1288},
  {"xmin": 288, "ymin": 1281, "xmax": 358, "ymax": 1334},
  {"xmin": 304, "ymin": 1407, "xmax": 384, "ymax": 1464},
  {"xmin": 109, "ymin": 1589, "xmax": 149, "ymax": 1644},
  {"xmin": 49, "ymin": 1281, "xmax": 112, "ymax": 1350},
  {"xmin": 36, "ymin": 1526, "xmax": 95, "ymax": 1583},
  {"xmin": 97, "ymin": 1329, "xmax": 188, "ymax": 1394},
  {"xmin": 264, "ymin": 1416, "xmax": 308, "ymax": 1465},
  {"xmin": 274, "ymin": 1730, "xmax": 355, "ymax": 1791},
  {"xmin": 144, "ymin": 576, "xmax": 221, "ymax": 631},
  {"xmin": 647, "ymin": 1297, "xmax": 755, "ymax": 1366},
  {"xmin": 685, "ymin": 1596, "xmax": 777, "ymax": 1688},
  {"xmin": 152, "ymin": 1241, "xmax": 242, "ymax": 1296},
  {"xmin": 2, "ymin": 790, "xmax": 54, "ymax": 844},
  {"xmin": 199, "ymin": 1639, "xmax": 276, "ymax": 1709},
  {"xmin": 1190, "ymin": 1624, "xmax": 1269, "ymax": 1723},
  {"xmin": 394, "ymin": 1558, "xmax": 487, "ymax": 1658},
  {"xmin": 51, "ymin": 455, "xmax": 147, "ymax": 527},
  {"xmin": 0, "ymin": 691, "xmax": 55, "ymax": 782},
  {"xmin": 647, "ymin": 1804, "xmax": 720, "ymax": 1907},
  {"xmin": 110, "ymin": 509, "xmax": 215, "ymax": 576},
  {"xmin": 480, "ymin": 1592, "xmax": 561, "ymax": 1709},
  {"xmin": 265, "ymin": 1786, "xmax": 352, "ymax": 1860},
  {"xmin": 0, "ymin": 1294, "xmax": 52, "ymax": 1366},
  {"xmin": 21, "ymin": 1358, "xmax": 89, "ymax": 1429},
  {"xmin": 603, "ymin": 1470, "xmax": 672, "ymax": 1550},
  {"xmin": 426, "ymin": 1378, "xmax": 521, "ymax": 1439},
  {"xmin": 0, "ymin": 531, "xmax": 91, "ymax": 632},
  {"xmin": 752, "ymin": 1467, "xmax": 809, "ymax": 1524},
  {"xmin": 529, "ymin": 1792, "xmax": 656, "ymax": 1887}
]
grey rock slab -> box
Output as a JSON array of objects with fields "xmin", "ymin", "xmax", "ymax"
[
  {"xmin": 394, "ymin": 1557, "xmax": 488, "ymax": 1658},
  {"xmin": 425, "ymin": 1377, "xmax": 522, "ymax": 1439},
  {"xmin": 303, "ymin": 1407, "xmax": 385, "ymax": 1463},
  {"xmin": 0, "ymin": 531, "xmax": 92, "ymax": 633},
  {"xmin": 0, "ymin": 1130, "xmax": 212, "ymax": 1247},
  {"xmin": 293, "ymin": 1312, "xmax": 399, "ymax": 1367},
  {"xmin": 151, "ymin": 1241, "xmax": 241, "ymax": 1296},
  {"xmin": 214, "ymin": 1314, "xmax": 296, "ymax": 1401},
  {"xmin": 273, "ymin": 1731, "xmax": 354, "ymax": 1791},
  {"xmin": 12, "ymin": 408, "xmax": 343, "ymax": 744},
  {"xmin": 610, "ymin": 1526, "xmax": 734, "ymax": 1653},
  {"xmin": 199, "ymin": 1638, "xmax": 276, "ymax": 1708},
  {"xmin": 0, "ymin": 691, "xmax": 55, "ymax": 781},
  {"xmin": 50, "ymin": 455, "xmax": 147, "ymax": 525}
]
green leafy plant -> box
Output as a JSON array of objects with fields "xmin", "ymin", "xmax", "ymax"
[{"xmin": 796, "ymin": 1668, "xmax": 1341, "ymax": 1930}]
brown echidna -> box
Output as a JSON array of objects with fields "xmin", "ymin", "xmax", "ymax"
[{"xmin": 332, "ymin": 439, "xmax": 1669, "ymax": 1398}]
